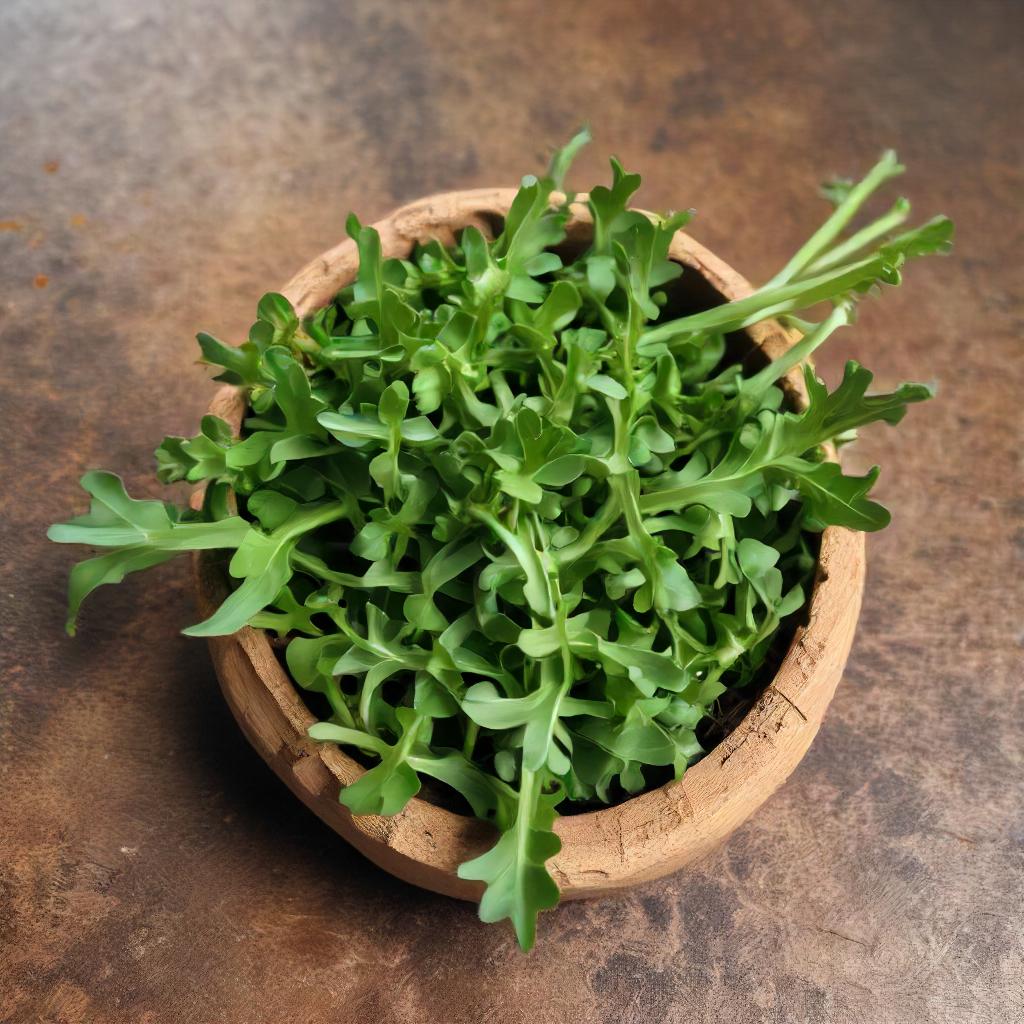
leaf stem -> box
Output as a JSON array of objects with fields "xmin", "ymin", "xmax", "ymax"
[
  {"xmin": 761, "ymin": 150, "xmax": 904, "ymax": 288},
  {"xmin": 803, "ymin": 198, "xmax": 910, "ymax": 275},
  {"xmin": 463, "ymin": 720, "xmax": 480, "ymax": 760},
  {"xmin": 740, "ymin": 300, "xmax": 853, "ymax": 401}
]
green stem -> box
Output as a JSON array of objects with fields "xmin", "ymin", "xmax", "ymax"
[
  {"xmin": 639, "ymin": 250, "xmax": 893, "ymax": 348},
  {"xmin": 514, "ymin": 766, "xmax": 540, "ymax": 860},
  {"xmin": 290, "ymin": 549, "xmax": 414, "ymax": 592},
  {"xmin": 395, "ymin": 712, "xmax": 427, "ymax": 760},
  {"xmin": 282, "ymin": 501, "xmax": 348, "ymax": 537},
  {"xmin": 610, "ymin": 474, "xmax": 647, "ymax": 542},
  {"xmin": 740, "ymin": 301, "xmax": 852, "ymax": 401},
  {"xmin": 463, "ymin": 720, "xmax": 480, "ymax": 760},
  {"xmin": 325, "ymin": 676, "xmax": 357, "ymax": 728},
  {"xmin": 761, "ymin": 150, "xmax": 904, "ymax": 289},
  {"xmin": 555, "ymin": 496, "xmax": 619, "ymax": 566},
  {"xmin": 803, "ymin": 198, "xmax": 910, "ymax": 275}
]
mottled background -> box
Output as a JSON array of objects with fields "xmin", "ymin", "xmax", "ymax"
[{"xmin": 1, "ymin": 1, "xmax": 1021, "ymax": 1022}]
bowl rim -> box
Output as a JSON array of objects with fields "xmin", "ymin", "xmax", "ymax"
[{"xmin": 196, "ymin": 188, "xmax": 866, "ymax": 900}]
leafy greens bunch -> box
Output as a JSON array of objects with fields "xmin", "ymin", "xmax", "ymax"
[{"xmin": 50, "ymin": 131, "xmax": 950, "ymax": 949}]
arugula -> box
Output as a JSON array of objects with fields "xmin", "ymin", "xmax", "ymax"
[{"xmin": 50, "ymin": 135, "xmax": 949, "ymax": 949}]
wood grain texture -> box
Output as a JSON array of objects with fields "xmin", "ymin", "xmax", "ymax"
[
  {"xmin": 2, "ymin": 1, "xmax": 1021, "ymax": 1022},
  {"xmin": 197, "ymin": 187, "xmax": 866, "ymax": 901}
]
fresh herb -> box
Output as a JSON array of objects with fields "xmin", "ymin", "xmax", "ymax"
[{"xmin": 49, "ymin": 131, "xmax": 951, "ymax": 949}]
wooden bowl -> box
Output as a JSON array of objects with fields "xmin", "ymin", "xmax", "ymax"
[{"xmin": 195, "ymin": 189, "xmax": 866, "ymax": 902}]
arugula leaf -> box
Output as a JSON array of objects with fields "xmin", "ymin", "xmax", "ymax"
[
  {"xmin": 639, "ymin": 362, "xmax": 933, "ymax": 521},
  {"xmin": 183, "ymin": 501, "xmax": 346, "ymax": 637},
  {"xmin": 330, "ymin": 707, "xmax": 427, "ymax": 816},
  {"xmin": 457, "ymin": 767, "xmax": 562, "ymax": 951},
  {"xmin": 48, "ymin": 471, "xmax": 251, "ymax": 633}
]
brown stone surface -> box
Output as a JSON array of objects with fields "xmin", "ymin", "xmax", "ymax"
[{"xmin": 1, "ymin": 1, "xmax": 1021, "ymax": 1021}]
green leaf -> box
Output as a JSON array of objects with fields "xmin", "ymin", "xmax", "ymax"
[
  {"xmin": 183, "ymin": 502, "xmax": 345, "ymax": 636},
  {"xmin": 589, "ymin": 157, "xmax": 642, "ymax": 254},
  {"xmin": 639, "ymin": 362, "xmax": 932, "ymax": 517},
  {"xmin": 48, "ymin": 471, "xmax": 251, "ymax": 633},
  {"xmin": 313, "ymin": 708, "xmax": 434, "ymax": 817},
  {"xmin": 596, "ymin": 639, "xmax": 688, "ymax": 696},
  {"xmin": 60, "ymin": 547, "xmax": 180, "ymax": 636},
  {"xmin": 781, "ymin": 460, "xmax": 891, "ymax": 531},
  {"xmin": 249, "ymin": 582, "xmax": 324, "ymax": 638},
  {"xmin": 547, "ymin": 125, "xmax": 591, "ymax": 191},
  {"xmin": 197, "ymin": 332, "xmax": 264, "ymax": 386},
  {"xmin": 587, "ymin": 374, "xmax": 628, "ymax": 400},
  {"xmin": 308, "ymin": 721, "xmax": 387, "ymax": 757},
  {"xmin": 317, "ymin": 410, "xmax": 440, "ymax": 447},
  {"xmin": 257, "ymin": 292, "xmax": 298, "ymax": 331},
  {"xmin": 457, "ymin": 768, "xmax": 561, "ymax": 951},
  {"xmin": 533, "ymin": 455, "xmax": 586, "ymax": 487},
  {"xmin": 462, "ymin": 681, "xmax": 571, "ymax": 773},
  {"xmin": 496, "ymin": 470, "xmax": 544, "ymax": 504}
]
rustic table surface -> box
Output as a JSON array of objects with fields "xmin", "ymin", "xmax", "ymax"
[{"xmin": 2, "ymin": 1, "xmax": 1021, "ymax": 1021}]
